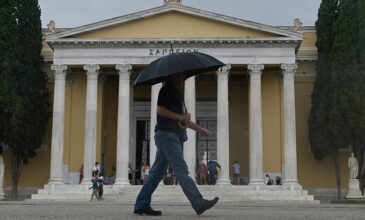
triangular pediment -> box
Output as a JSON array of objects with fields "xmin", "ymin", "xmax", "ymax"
[{"xmin": 46, "ymin": 4, "xmax": 303, "ymax": 41}]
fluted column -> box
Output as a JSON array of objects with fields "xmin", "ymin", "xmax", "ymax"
[
  {"xmin": 149, "ymin": 83, "xmax": 162, "ymax": 166},
  {"xmin": 248, "ymin": 64, "xmax": 264, "ymax": 185},
  {"xmin": 81, "ymin": 64, "xmax": 99, "ymax": 184},
  {"xmin": 115, "ymin": 64, "xmax": 133, "ymax": 185},
  {"xmin": 184, "ymin": 76, "xmax": 196, "ymax": 181},
  {"xmin": 49, "ymin": 65, "xmax": 67, "ymax": 184},
  {"xmin": 281, "ymin": 63, "xmax": 299, "ymax": 185},
  {"xmin": 216, "ymin": 65, "xmax": 231, "ymax": 185}
]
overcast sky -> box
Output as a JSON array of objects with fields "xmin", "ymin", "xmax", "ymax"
[{"xmin": 38, "ymin": 0, "xmax": 322, "ymax": 28}]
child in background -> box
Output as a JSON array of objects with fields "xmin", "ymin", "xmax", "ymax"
[
  {"xmin": 98, "ymin": 179, "xmax": 104, "ymax": 201},
  {"xmin": 89, "ymin": 178, "xmax": 99, "ymax": 201}
]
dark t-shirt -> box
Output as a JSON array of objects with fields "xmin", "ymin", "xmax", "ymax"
[{"xmin": 155, "ymin": 82, "xmax": 187, "ymax": 142}]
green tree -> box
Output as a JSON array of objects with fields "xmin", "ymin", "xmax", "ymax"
[
  {"xmin": 351, "ymin": 0, "xmax": 365, "ymax": 191},
  {"xmin": 328, "ymin": 0, "xmax": 361, "ymax": 196},
  {"xmin": 0, "ymin": 0, "xmax": 50, "ymax": 199},
  {"xmin": 309, "ymin": 0, "xmax": 340, "ymax": 198}
]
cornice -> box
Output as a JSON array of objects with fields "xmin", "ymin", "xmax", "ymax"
[
  {"xmin": 46, "ymin": 4, "xmax": 303, "ymax": 40},
  {"xmin": 47, "ymin": 38, "xmax": 301, "ymax": 50}
]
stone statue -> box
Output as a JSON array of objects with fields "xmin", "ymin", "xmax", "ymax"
[
  {"xmin": 348, "ymin": 153, "xmax": 359, "ymax": 179},
  {"xmin": 294, "ymin": 18, "xmax": 303, "ymax": 31},
  {"xmin": 47, "ymin": 20, "xmax": 56, "ymax": 33},
  {"xmin": 163, "ymin": 0, "xmax": 182, "ymax": 5},
  {"xmin": 346, "ymin": 153, "xmax": 363, "ymax": 199}
]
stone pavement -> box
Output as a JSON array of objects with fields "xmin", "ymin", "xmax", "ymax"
[{"xmin": 0, "ymin": 200, "xmax": 364, "ymax": 220}]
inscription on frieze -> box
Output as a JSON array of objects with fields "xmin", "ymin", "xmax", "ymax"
[{"xmin": 148, "ymin": 48, "xmax": 199, "ymax": 56}]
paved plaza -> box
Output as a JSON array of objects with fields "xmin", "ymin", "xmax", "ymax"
[{"xmin": 0, "ymin": 200, "xmax": 364, "ymax": 220}]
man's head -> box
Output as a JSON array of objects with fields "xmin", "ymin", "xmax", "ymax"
[
  {"xmin": 167, "ymin": 72, "xmax": 187, "ymax": 86},
  {"xmin": 95, "ymin": 162, "xmax": 99, "ymax": 165}
]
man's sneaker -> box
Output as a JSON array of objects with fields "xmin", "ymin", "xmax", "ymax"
[
  {"xmin": 196, "ymin": 197, "xmax": 219, "ymax": 215},
  {"xmin": 134, "ymin": 207, "xmax": 162, "ymax": 216}
]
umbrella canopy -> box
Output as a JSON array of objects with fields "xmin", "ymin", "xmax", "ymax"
[
  {"xmin": 207, "ymin": 161, "xmax": 221, "ymax": 175},
  {"xmin": 133, "ymin": 52, "xmax": 225, "ymax": 86}
]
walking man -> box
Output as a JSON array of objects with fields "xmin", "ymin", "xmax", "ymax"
[{"xmin": 134, "ymin": 72, "xmax": 219, "ymax": 216}]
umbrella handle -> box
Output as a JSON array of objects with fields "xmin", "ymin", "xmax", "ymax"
[{"xmin": 178, "ymin": 120, "xmax": 190, "ymax": 129}]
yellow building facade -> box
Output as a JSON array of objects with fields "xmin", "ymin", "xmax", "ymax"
[{"xmin": 2, "ymin": 1, "xmax": 350, "ymax": 196}]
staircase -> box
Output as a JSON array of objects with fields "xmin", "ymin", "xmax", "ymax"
[{"xmin": 31, "ymin": 184, "xmax": 318, "ymax": 204}]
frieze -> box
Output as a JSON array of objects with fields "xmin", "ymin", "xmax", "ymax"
[{"xmin": 48, "ymin": 40, "xmax": 300, "ymax": 50}]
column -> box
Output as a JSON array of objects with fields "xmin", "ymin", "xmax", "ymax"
[
  {"xmin": 281, "ymin": 63, "xmax": 299, "ymax": 185},
  {"xmin": 82, "ymin": 64, "xmax": 99, "ymax": 184},
  {"xmin": 216, "ymin": 65, "xmax": 231, "ymax": 185},
  {"xmin": 184, "ymin": 76, "xmax": 196, "ymax": 181},
  {"xmin": 149, "ymin": 83, "xmax": 162, "ymax": 165},
  {"xmin": 115, "ymin": 64, "xmax": 133, "ymax": 185},
  {"xmin": 49, "ymin": 65, "xmax": 67, "ymax": 184},
  {"xmin": 247, "ymin": 64, "xmax": 264, "ymax": 185}
]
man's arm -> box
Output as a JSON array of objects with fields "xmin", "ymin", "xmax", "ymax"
[
  {"xmin": 187, "ymin": 121, "xmax": 211, "ymax": 138},
  {"xmin": 157, "ymin": 106, "xmax": 190, "ymax": 122},
  {"xmin": 156, "ymin": 106, "xmax": 211, "ymax": 138}
]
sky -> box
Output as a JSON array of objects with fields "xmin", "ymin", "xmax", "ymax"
[{"xmin": 38, "ymin": 0, "xmax": 322, "ymax": 28}]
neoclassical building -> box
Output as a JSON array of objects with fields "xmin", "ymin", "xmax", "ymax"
[{"xmin": 2, "ymin": 0, "xmax": 351, "ymax": 199}]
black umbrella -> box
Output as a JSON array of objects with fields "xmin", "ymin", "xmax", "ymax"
[{"xmin": 133, "ymin": 52, "xmax": 225, "ymax": 86}]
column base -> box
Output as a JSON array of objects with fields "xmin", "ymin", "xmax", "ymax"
[
  {"xmin": 249, "ymin": 179, "xmax": 264, "ymax": 185},
  {"xmin": 216, "ymin": 179, "xmax": 231, "ymax": 186},
  {"xmin": 48, "ymin": 179, "xmax": 64, "ymax": 185},
  {"xmin": 114, "ymin": 178, "xmax": 130, "ymax": 186}
]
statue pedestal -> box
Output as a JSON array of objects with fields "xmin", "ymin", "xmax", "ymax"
[
  {"xmin": 345, "ymin": 179, "xmax": 363, "ymax": 200},
  {"xmin": 0, "ymin": 187, "xmax": 4, "ymax": 199}
]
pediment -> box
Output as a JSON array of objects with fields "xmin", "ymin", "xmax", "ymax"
[{"xmin": 46, "ymin": 4, "xmax": 303, "ymax": 41}]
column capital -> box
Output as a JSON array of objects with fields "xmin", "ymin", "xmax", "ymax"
[
  {"xmin": 51, "ymin": 65, "xmax": 67, "ymax": 80},
  {"xmin": 217, "ymin": 64, "xmax": 231, "ymax": 79},
  {"xmin": 248, "ymin": 64, "xmax": 264, "ymax": 75},
  {"xmin": 83, "ymin": 64, "xmax": 100, "ymax": 79},
  {"xmin": 116, "ymin": 64, "xmax": 133, "ymax": 80},
  {"xmin": 281, "ymin": 63, "xmax": 298, "ymax": 79}
]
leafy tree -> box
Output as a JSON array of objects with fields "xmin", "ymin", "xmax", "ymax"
[
  {"xmin": 309, "ymin": 0, "xmax": 340, "ymax": 198},
  {"xmin": 352, "ymin": 0, "xmax": 365, "ymax": 191},
  {"xmin": 0, "ymin": 0, "xmax": 50, "ymax": 199},
  {"xmin": 328, "ymin": 0, "xmax": 363, "ymax": 195}
]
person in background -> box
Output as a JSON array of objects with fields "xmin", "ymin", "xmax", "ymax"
[
  {"xmin": 89, "ymin": 178, "xmax": 99, "ymax": 201},
  {"xmin": 98, "ymin": 178, "xmax": 104, "ymax": 201},
  {"xmin": 128, "ymin": 165, "xmax": 132, "ymax": 184},
  {"xmin": 144, "ymin": 163, "xmax": 150, "ymax": 182},
  {"xmin": 275, "ymin": 176, "xmax": 282, "ymax": 185},
  {"xmin": 92, "ymin": 162, "xmax": 100, "ymax": 177},
  {"xmin": 265, "ymin": 174, "xmax": 273, "ymax": 185},
  {"xmin": 199, "ymin": 162, "xmax": 207, "ymax": 185},
  {"xmin": 233, "ymin": 161, "xmax": 240, "ymax": 185},
  {"xmin": 79, "ymin": 164, "xmax": 84, "ymax": 184}
]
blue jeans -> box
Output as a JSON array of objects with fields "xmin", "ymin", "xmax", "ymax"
[{"xmin": 134, "ymin": 130, "xmax": 205, "ymax": 213}]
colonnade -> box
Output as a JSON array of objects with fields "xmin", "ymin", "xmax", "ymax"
[{"xmin": 48, "ymin": 63, "xmax": 299, "ymax": 186}]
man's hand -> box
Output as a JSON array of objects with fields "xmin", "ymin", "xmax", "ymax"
[
  {"xmin": 179, "ymin": 112, "xmax": 191, "ymax": 122},
  {"xmin": 198, "ymin": 127, "xmax": 211, "ymax": 139}
]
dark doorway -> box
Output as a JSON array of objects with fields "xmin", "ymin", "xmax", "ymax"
[{"xmin": 136, "ymin": 120, "xmax": 150, "ymax": 169}]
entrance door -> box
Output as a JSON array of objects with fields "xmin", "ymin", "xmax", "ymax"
[{"xmin": 196, "ymin": 120, "xmax": 217, "ymax": 165}]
